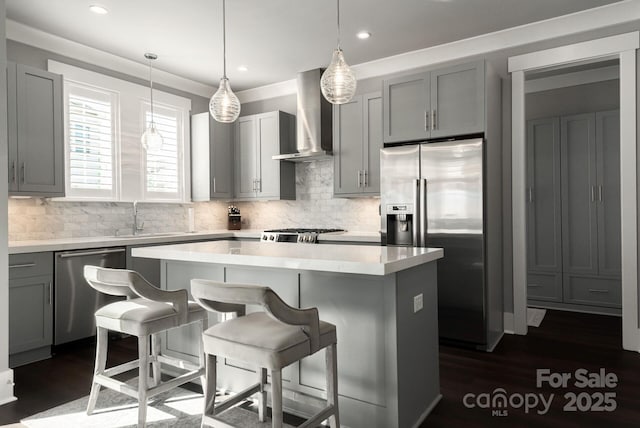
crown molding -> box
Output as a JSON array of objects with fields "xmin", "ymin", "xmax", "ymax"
[
  {"xmin": 6, "ymin": 19, "xmax": 215, "ymax": 98},
  {"xmin": 237, "ymin": 0, "xmax": 640, "ymax": 102}
]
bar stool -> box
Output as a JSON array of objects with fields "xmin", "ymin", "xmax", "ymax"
[
  {"xmin": 83, "ymin": 266, "xmax": 208, "ymax": 428},
  {"xmin": 191, "ymin": 279, "xmax": 339, "ymax": 428}
]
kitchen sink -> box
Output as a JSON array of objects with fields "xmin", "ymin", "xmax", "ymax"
[{"xmin": 112, "ymin": 232, "xmax": 186, "ymax": 239}]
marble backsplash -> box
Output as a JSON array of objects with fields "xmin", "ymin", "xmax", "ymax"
[{"xmin": 8, "ymin": 160, "xmax": 381, "ymax": 241}]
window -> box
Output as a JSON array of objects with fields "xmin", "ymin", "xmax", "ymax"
[
  {"xmin": 66, "ymin": 83, "xmax": 118, "ymax": 199},
  {"xmin": 144, "ymin": 105, "xmax": 183, "ymax": 199},
  {"xmin": 49, "ymin": 60, "xmax": 192, "ymax": 202}
]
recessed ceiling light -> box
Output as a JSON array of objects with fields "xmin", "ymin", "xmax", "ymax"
[
  {"xmin": 357, "ymin": 31, "xmax": 371, "ymax": 40},
  {"xmin": 89, "ymin": 5, "xmax": 109, "ymax": 15},
  {"xmin": 237, "ymin": 65, "xmax": 248, "ymax": 72}
]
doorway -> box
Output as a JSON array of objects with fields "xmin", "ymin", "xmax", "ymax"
[
  {"xmin": 509, "ymin": 32, "xmax": 639, "ymax": 351},
  {"xmin": 524, "ymin": 61, "xmax": 621, "ymax": 322}
]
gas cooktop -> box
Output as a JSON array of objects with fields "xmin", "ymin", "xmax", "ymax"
[{"xmin": 261, "ymin": 228, "xmax": 345, "ymax": 243}]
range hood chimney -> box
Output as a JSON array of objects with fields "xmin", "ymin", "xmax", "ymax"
[{"xmin": 272, "ymin": 69, "xmax": 333, "ymax": 162}]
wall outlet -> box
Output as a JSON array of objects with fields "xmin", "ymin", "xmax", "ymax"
[{"xmin": 413, "ymin": 293, "xmax": 423, "ymax": 313}]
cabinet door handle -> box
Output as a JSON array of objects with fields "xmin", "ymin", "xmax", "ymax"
[
  {"xmin": 257, "ymin": 179, "xmax": 262, "ymax": 193},
  {"xmin": 212, "ymin": 176, "xmax": 217, "ymax": 194},
  {"xmin": 252, "ymin": 179, "xmax": 256, "ymax": 192},
  {"xmin": 588, "ymin": 288, "xmax": 610, "ymax": 294},
  {"xmin": 432, "ymin": 110, "xmax": 437, "ymax": 130},
  {"xmin": 591, "ymin": 186, "xmax": 595, "ymax": 202},
  {"xmin": 21, "ymin": 162, "xmax": 25, "ymax": 183},
  {"xmin": 47, "ymin": 282, "xmax": 52, "ymax": 305},
  {"xmin": 363, "ymin": 170, "xmax": 368, "ymax": 187},
  {"xmin": 598, "ymin": 185, "xmax": 603, "ymax": 202},
  {"xmin": 424, "ymin": 111, "xmax": 429, "ymax": 131},
  {"xmin": 528, "ymin": 188, "xmax": 533, "ymax": 203},
  {"xmin": 9, "ymin": 263, "xmax": 36, "ymax": 269},
  {"xmin": 10, "ymin": 161, "xmax": 16, "ymax": 183},
  {"xmin": 527, "ymin": 283, "xmax": 542, "ymax": 288}
]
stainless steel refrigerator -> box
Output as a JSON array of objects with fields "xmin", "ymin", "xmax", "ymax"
[{"xmin": 381, "ymin": 138, "xmax": 503, "ymax": 351}]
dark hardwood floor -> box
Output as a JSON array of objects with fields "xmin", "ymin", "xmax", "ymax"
[{"xmin": 1, "ymin": 310, "xmax": 639, "ymax": 427}]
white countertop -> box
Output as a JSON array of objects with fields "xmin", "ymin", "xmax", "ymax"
[
  {"xmin": 132, "ymin": 240, "xmax": 442, "ymax": 276},
  {"xmin": 8, "ymin": 230, "xmax": 381, "ymax": 254}
]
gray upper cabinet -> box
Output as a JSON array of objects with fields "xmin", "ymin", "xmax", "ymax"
[
  {"xmin": 234, "ymin": 111, "xmax": 296, "ymax": 201},
  {"xmin": 526, "ymin": 117, "xmax": 562, "ymax": 273},
  {"xmin": 430, "ymin": 61, "xmax": 485, "ymax": 139},
  {"xmin": 191, "ymin": 112, "xmax": 233, "ymax": 201},
  {"xmin": 595, "ymin": 110, "xmax": 621, "ymax": 277},
  {"xmin": 334, "ymin": 92, "xmax": 382, "ymax": 197},
  {"xmin": 7, "ymin": 63, "xmax": 64, "ymax": 197},
  {"xmin": 383, "ymin": 61, "xmax": 485, "ymax": 143},
  {"xmin": 383, "ymin": 73, "xmax": 429, "ymax": 143},
  {"xmin": 561, "ymin": 113, "xmax": 598, "ymax": 275}
]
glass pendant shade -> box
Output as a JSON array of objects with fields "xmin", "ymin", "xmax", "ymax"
[
  {"xmin": 140, "ymin": 123, "xmax": 163, "ymax": 150},
  {"xmin": 321, "ymin": 48, "xmax": 357, "ymax": 104},
  {"xmin": 210, "ymin": 77, "xmax": 241, "ymax": 123}
]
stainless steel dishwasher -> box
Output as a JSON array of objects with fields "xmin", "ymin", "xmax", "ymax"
[{"xmin": 54, "ymin": 247, "xmax": 126, "ymax": 345}]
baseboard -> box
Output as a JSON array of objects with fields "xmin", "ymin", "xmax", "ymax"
[
  {"xmin": 412, "ymin": 394, "xmax": 443, "ymax": 428},
  {"xmin": 0, "ymin": 368, "xmax": 16, "ymax": 406}
]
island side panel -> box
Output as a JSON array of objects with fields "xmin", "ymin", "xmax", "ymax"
[
  {"xmin": 161, "ymin": 260, "xmax": 224, "ymax": 360},
  {"xmin": 396, "ymin": 261, "xmax": 441, "ymax": 427},
  {"xmin": 299, "ymin": 271, "xmax": 399, "ymax": 428}
]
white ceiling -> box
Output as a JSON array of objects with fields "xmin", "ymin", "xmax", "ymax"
[{"xmin": 5, "ymin": 0, "xmax": 624, "ymax": 91}]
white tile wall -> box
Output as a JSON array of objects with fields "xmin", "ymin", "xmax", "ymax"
[{"xmin": 8, "ymin": 160, "xmax": 380, "ymax": 241}]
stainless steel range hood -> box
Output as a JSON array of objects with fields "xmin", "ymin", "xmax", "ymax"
[{"xmin": 272, "ymin": 69, "xmax": 333, "ymax": 162}]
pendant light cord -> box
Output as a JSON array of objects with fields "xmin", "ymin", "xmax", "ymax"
[
  {"xmin": 222, "ymin": 0, "xmax": 227, "ymax": 78},
  {"xmin": 148, "ymin": 59, "xmax": 155, "ymax": 125},
  {"xmin": 336, "ymin": 0, "xmax": 341, "ymax": 49}
]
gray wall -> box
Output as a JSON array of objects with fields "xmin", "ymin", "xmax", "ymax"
[
  {"xmin": 6, "ymin": 40, "xmax": 210, "ymax": 114},
  {"xmin": 526, "ymin": 79, "xmax": 620, "ymax": 120},
  {"xmin": 240, "ymin": 94, "xmax": 296, "ymax": 117}
]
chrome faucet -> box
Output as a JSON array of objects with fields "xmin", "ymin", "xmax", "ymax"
[{"xmin": 132, "ymin": 201, "xmax": 144, "ymax": 235}]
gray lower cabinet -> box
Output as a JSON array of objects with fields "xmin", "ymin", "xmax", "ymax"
[
  {"xmin": 333, "ymin": 92, "xmax": 382, "ymax": 196},
  {"xmin": 7, "ymin": 62, "xmax": 64, "ymax": 197},
  {"xmin": 383, "ymin": 60, "xmax": 485, "ymax": 143},
  {"xmin": 235, "ymin": 111, "xmax": 296, "ymax": 200},
  {"xmin": 191, "ymin": 112, "xmax": 234, "ymax": 200},
  {"xmin": 527, "ymin": 111, "xmax": 620, "ymax": 310},
  {"xmin": 8, "ymin": 252, "xmax": 54, "ymax": 367},
  {"xmin": 526, "ymin": 118, "xmax": 563, "ymax": 302}
]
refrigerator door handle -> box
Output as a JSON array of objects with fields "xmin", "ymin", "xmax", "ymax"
[
  {"xmin": 413, "ymin": 179, "xmax": 420, "ymax": 246},
  {"xmin": 420, "ymin": 178, "xmax": 428, "ymax": 247}
]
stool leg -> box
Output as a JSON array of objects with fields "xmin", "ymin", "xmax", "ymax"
[
  {"xmin": 202, "ymin": 354, "xmax": 217, "ymax": 427},
  {"xmin": 151, "ymin": 334, "xmax": 161, "ymax": 388},
  {"xmin": 87, "ymin": 326, "xmax": 108, "ymax": 415},
  {"xmin": 326, "ymin": 343, "xmax": 340, "ymax": 428},
  {"xmin": 271, "ymin": 369, "xmax": 283, "ymax": 428},
  {"xmin": 199, "ymin": 320, "xmax": 207, "ymax": 388},
  {"xmin": 138, "ymin": 334, "xmax": 149, "ymax": 428},
  {"xmin": 258, "ymin": 368, "xmax": 267, "ymax": 422}
]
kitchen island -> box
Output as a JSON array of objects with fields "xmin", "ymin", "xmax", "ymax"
[{"xmin": 132, "ymin": 240, "xmax": 443, "ymax": 428}]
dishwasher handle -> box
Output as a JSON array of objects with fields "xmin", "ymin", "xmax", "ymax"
[{"xmin": 57, "ymin": 248, "xmax": 126, "ymax": 259}]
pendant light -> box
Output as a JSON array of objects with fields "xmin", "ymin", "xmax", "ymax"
[
  {"xmin": 321, "ymin": 0, "xmax": 357, "ymax": 105},
  {"xmin": 140, "ymin": 53, "xmax": 163, "ymax": 150},
  {"xmin": 210, "ymin": 0, "xmax": 241, "ymax": 123}
]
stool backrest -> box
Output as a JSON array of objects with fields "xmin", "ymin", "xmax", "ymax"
[
  {"xmin": 191, "ymin": 279, "xmax": 321, "ymax": 352},
  {"xmin": 84, "ymin": 265, "xmax": 139, "ymax": 298}
]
